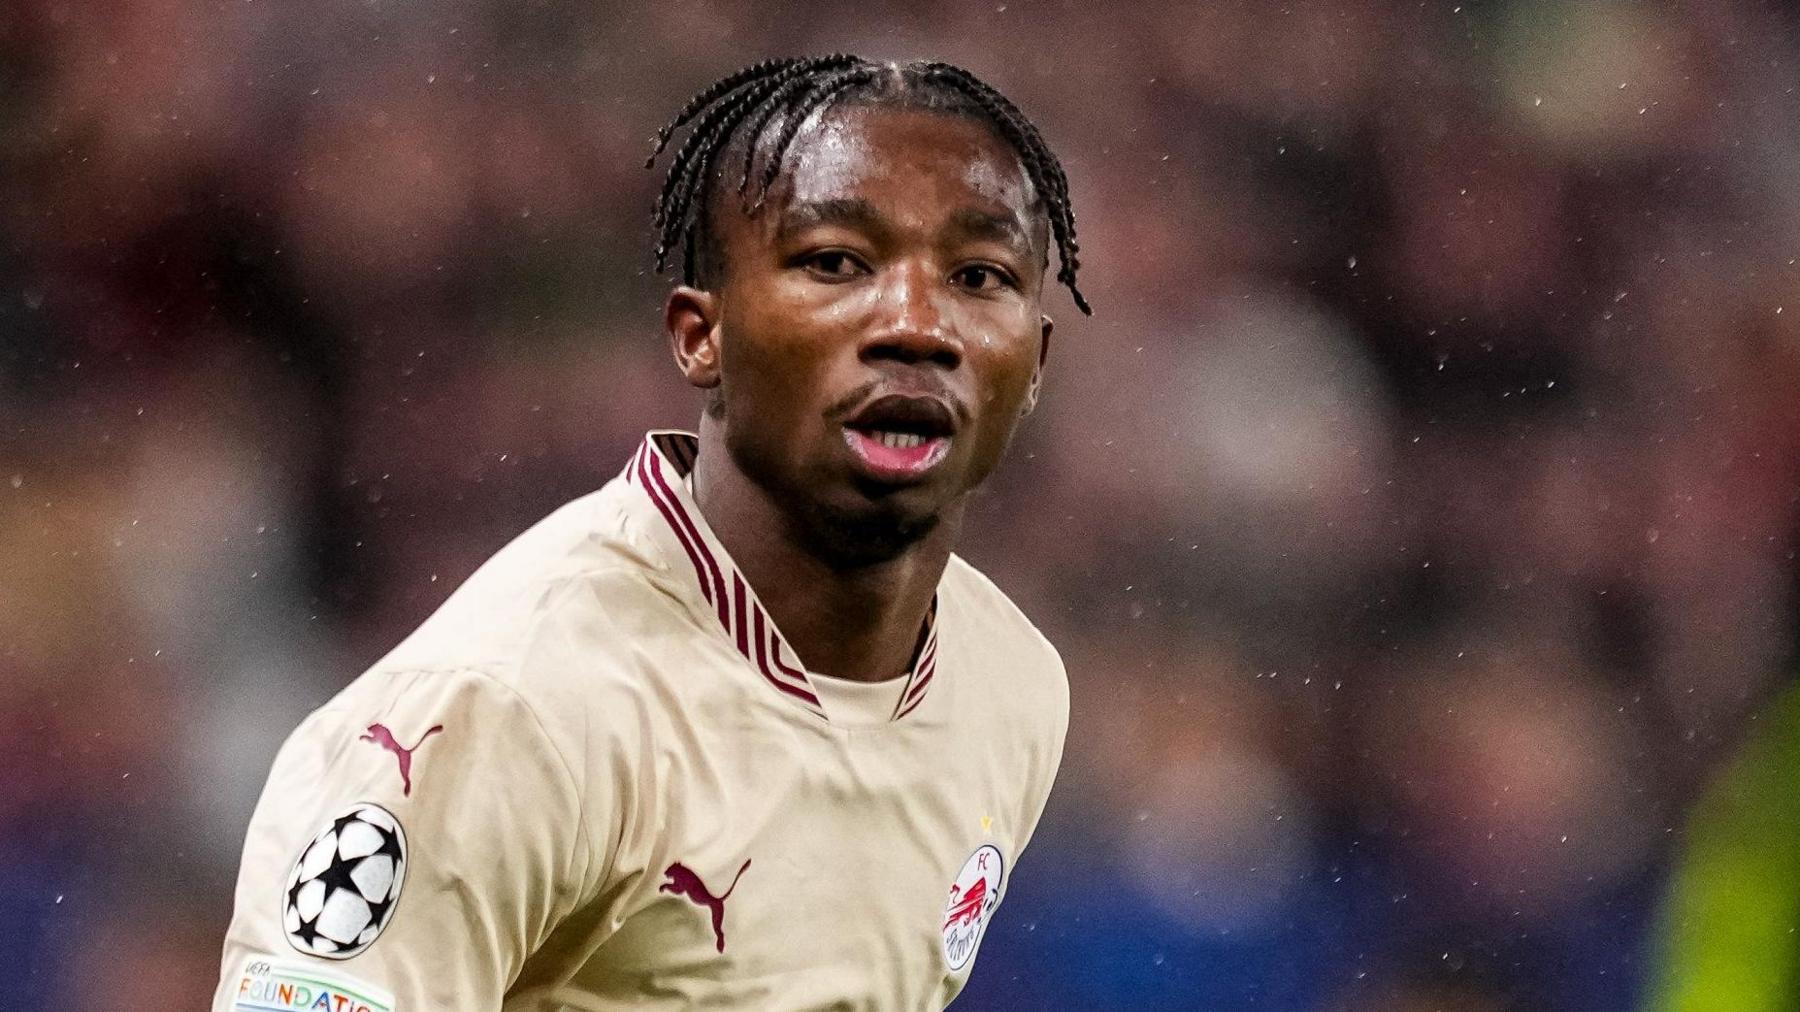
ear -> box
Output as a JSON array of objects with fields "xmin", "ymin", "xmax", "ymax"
[
  {"xmin": 666, "ymin": 285, "xmax": 722, "ymax": 390},
  {"xmin": 1022, "ymin": 314, "xmax": 1053, "ymax": 416}
]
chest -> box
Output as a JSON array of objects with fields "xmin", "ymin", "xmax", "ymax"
[{"xmin": 560, "ymin": 703, "xmax": 1023, "ymax": 1008}]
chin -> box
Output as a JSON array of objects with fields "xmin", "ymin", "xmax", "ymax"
[{"xmin": 791, "ymin": 489, "xmax": 943, "ymax": 569}]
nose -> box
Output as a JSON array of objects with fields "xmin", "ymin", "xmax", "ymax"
[{"xmin": 861, "ymin": 260, "xmax": 963, "ymax": 370}]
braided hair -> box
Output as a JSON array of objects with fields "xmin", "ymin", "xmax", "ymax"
[{"xmin": 646, "ymin": 56, "xmax": 1091, "ymax": 315}]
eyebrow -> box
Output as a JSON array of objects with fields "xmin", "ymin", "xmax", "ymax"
[
  {"xmin": 775, "ymin": 198, "xmax": 1034, "ymax": 256},
  {"xmin": 946, "ymin": 208, "xmax": 1032, "ymax": 255},
  {"xmin": 775, "ymin": 198, "xmax": 889, "ymax": 244}
]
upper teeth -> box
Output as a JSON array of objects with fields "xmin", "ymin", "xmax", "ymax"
[{"xmin": 875, "ymin": 432, "xmax": 927, "ymax": 449}]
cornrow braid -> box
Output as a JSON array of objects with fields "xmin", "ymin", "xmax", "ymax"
[
  {"xmin": 735, "ymin": 64, "xmax": 851, "ymax": 202},
  {"xmin": 674, "ymin": 73, "xmax": 783, "ymax": 280},
  {"xmin": 646, "ymin": 55, "xmax": 1092, "ymax": 315},
  {"xmin": 649, "ymin": 55, "xmax": 859, "ymax": 273},
  {"xmin": 653, "ymin": 70, "xmax": 792, "ymax": 270},
  {"xmin": 753, "ymin": 66, "xmax": 880, "ymax": 206},
  {"xmin": 917, "ymin": 63, "xmax": 1089, "ymax": 316},
  {"xmin": 645, "ymin": 57, "xmax": 802, "ymax": 167}
]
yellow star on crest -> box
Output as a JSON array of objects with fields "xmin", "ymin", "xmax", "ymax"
[{"xmin": 980, "ymin": 814, "xmax": 994, "ymax": 834}]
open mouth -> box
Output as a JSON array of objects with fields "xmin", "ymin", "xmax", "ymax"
[
  {"xmin": 842, "ymin": 394, "xmax": 956, "ymax": 482},
  {"xmin": 860, "ymin": 431, "xmax": 937, "ymax": 450}
]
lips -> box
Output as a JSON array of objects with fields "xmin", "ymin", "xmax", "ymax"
[
  {"xmin": 844, "ymin": 394, "xmax": 957, "ymax": 438},
  {"xmin": 842, "ymin": 393, "xmax": 957, "ymax": 483}
]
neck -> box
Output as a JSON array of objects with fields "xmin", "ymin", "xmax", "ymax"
[{"xmin": 691, "ymin": 420, "xmax": 957, "ymax": 683}]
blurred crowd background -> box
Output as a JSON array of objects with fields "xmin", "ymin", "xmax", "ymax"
[{"xmin": 5, "ymin": 1, "xmax": 1799, "ymax": 1008}]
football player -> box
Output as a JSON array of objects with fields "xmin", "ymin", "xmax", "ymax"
[{"xmin": 214, "ymin": 55, "xmax": 1089, "ymax": 1010}]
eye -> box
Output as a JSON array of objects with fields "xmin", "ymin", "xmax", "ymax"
[
  {"xmin": 951, "ymin": 263, "xmax": 1017, "ymax": 293},
  {"xmin": 798, "ymin": 249, "xmax": 869, "ymax": 279}
]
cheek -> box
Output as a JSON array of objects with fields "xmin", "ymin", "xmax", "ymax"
[
  {"xmin": 722, "ymin": 307, "xmax": 842, "ymax": 414},
  {"xmin": 970, "ymin": 316, "xmax": 1042, "ymax": 406},
  {"xmin": 962, "ymin": 350, "xmax": 1039, "ymax": 464}
]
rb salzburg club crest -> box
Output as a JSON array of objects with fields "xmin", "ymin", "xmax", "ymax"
[{"xmin": 941, "ymin": 844, "xmax": 1004, "ymax": 971}]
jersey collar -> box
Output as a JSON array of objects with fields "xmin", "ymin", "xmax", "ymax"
[{"xmin": 622, "ymin": 431, "xmax": 939, "ymax": 723}]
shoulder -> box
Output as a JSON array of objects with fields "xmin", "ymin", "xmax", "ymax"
[
  {"xmin": 374, "ymin": 481, "xmax": 681, "ymax": 684},
  {"xmin": 940, "ymin": 554, "xmax": 1064, "ymax": 667},
  {"xmin": 939, "ymin": 554, "xmax": 1068, "ymax": 721},
  {"xmin": 297, "ymin": 665, "xmax": 571, "ymax": 772},
  {"xmin": 233, "ymin": 663, "xmax": 597, "ymax": 994},
  {"xmin": 347, "ymin": 482, "xmax": 696, "ymax": 750}
]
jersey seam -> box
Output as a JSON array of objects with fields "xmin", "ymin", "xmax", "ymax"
[
  {"xmin": 413, "ymin": 663, "xmax": 599, "ymax": 935},
  {"xmin": 503, "ymin": 561, "xmax": 654, "ymax": 901}
]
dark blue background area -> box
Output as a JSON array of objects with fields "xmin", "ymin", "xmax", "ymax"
[{"xmin": 957, "ymin": 831, "xmax": 1659, "ymax": 1011}]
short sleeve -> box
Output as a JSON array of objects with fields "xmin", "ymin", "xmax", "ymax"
[{"xmin": 212, "ymin": 668, "xmax": 591, "ymax": 1011}]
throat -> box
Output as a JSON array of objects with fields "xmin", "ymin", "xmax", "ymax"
[
  {"xmin": 777, "ymin": 579, "xmax": 936, "ymax": 683},
  {"xmin": 690, "ymin": 422, "xmax": 954, "ymax": 683}
]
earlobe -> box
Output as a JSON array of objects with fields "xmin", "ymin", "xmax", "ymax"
[{"xmin": 666, "ymin": 286, "xmax": 723, "ymax": 390}]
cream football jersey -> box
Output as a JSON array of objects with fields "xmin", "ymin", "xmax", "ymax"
[{"xmin": 213, "ymin": 432, "xmax": 1069, "ymax": 1011}]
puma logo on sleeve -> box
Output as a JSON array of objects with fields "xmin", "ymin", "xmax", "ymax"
[{"xmin": 359, "ymin": 722, "xmax": 444, "ymax": 797}]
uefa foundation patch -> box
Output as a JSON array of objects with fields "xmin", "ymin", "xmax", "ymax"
[{"xmin": 229, "ymin": 954, "xmax": 395, "ymax": 1012}]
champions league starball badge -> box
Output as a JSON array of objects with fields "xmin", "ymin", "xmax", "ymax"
[
  {"xmin": 941, "ymin": 844, "xmax": 1004, "ymax": 971},
  {"xmin": 282, "ymin": 803, "xmax": 407, "ymax": 959}
]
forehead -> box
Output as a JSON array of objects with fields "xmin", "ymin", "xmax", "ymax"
[{"xmin": 761, "ymin": 104, "xmax": 1041, "ymax": 237}]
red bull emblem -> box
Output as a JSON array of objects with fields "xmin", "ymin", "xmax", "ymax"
[
  {"xmin": 940, "ymin": 844, "xmax": 1004, "ymax": 972},
  {"xmin": 943, "ymin": 877, "xmax": 988, "ymax": 931}
]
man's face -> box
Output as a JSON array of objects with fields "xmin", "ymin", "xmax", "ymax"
[{"xmin": 688, "ymin": 103, "xmax": 1051, "ymax": 560}]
